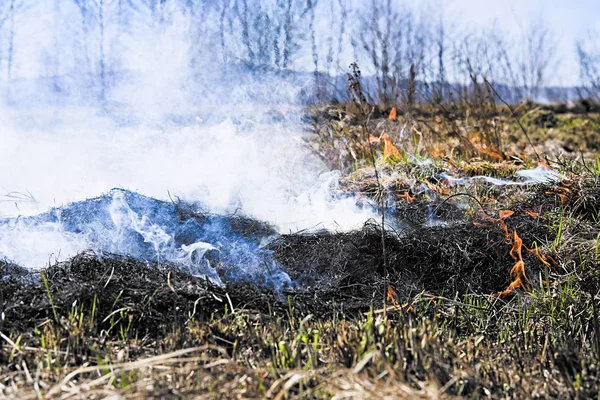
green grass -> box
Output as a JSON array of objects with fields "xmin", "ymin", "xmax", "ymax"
[{"xmin": 2, "ymin": 282, "xmax": 599, "ymax": 398}]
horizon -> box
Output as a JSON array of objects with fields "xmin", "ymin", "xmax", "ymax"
[{"xmin": 441, "ymin": 0, "xmax": 599, "ymax": 87}]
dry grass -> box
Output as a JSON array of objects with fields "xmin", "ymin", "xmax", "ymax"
[{"xmin": 309, "ymin": 102, "xmax": 600, "ymax": 172}]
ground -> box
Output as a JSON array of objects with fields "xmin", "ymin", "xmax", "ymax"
[{"xmin": 2, "ymin": 102, "xmax": 600, "ymax": 399}]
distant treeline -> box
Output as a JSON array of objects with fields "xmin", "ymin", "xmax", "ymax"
[{"xmin": 0, "ymin": 0, "xmax": 597, "ymax": 107}]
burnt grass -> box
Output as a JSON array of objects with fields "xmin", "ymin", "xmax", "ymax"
[
  {"xmin": 1, "ymin": 197, "xmax": 550, "ymax": 336},
  {"xmin": 3, "ymin": 112, "xmax": 600, "ymax": 397}
]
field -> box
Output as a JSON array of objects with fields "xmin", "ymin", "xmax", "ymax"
[{"xmin": 2, "ymin": 101, "xmax": 600, "ymax": 399}]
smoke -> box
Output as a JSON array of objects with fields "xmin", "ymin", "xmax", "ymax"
[
  {"xmin": 0, "ymin": 189, "xmax": 294, "ymax": 289},
  {"xmin": 442, "ymin": 164, "xmax": 562, "ymax": 186},
  {"xmin": 0, "ymin": 111, "xmax": 375, "ymax": 226},
  {"xmin": 0, "ymin": 3, "xmax": 377, "ymax": 282}
]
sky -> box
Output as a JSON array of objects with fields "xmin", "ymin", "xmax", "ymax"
[{"xmin": 441, "ymin": 0, "xmax": 600, "ymax": 86}]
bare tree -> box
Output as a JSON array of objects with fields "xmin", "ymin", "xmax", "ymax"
[
  {"xmin": 0, "ymin": 0, "xmax": 20, "ymax": 84},
  {"xmin": 73, "ymin": 0, "xmax": 94, "ymax": 82},
  {"xmin": 516, "ymin": 17, "xmax": 557, "ymax": 100},
  {"xmin": 356, "ymin": 0, "xmax": 428, "ymax": 106},
  {"xmin": 227, "ymin": 0, "xmax": 308, "ymax": 71},
  {"xmin": 6, "ymin": 0, "xmax": 15, "ymax": 81},
  {"xmin": 453, "ymin": 25, "xmax": 515, "ymax": 105},
  {"xmin": 577, "ymin": 30, "xmax": 600, "ymax": 101},
  {"xmin": 97, "ymin": 0, "xmax": 106, "ymax": 100},
  {"xmin": 71, "ymin": 0, "xmax": 113, "ymax": 99}
]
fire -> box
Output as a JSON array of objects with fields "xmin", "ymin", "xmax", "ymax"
[
  {"xmin": 496, "ymin": 230, "xmax": 530, "ymax": 297},
  {"xmin": 369, "ymin": 134, "xmax": 380, "ymax": 144},
  {"xmin": 498, "ymin": 210, "xmax": 514, "ymax": 219},
  {"xmin": 478, "ymin": 147, "xmax": 504, "ymax": 161},
  {"xmin": 480, "ymin": 196, "xmax": 500, "ymax": 205},
  {"xmin": 388, "ymin": 107, "xmax": 397, "ymax": 120},
  {"xmin": 481, "ymin": 209, "xmax": 513, "ymax": 239},
  {"xmin": 397, "ymin": 192, "xmax": 416, "ymax": 202},
  {"xmin": 474, "ymin": 206, "xmax": 553, "ymax": 297},
  {"xmin": 524, "ymin": 209, "xmax": 539, "ymax": 219},
  {"xmin": 381, "ymin": 133, "xmax": 401, "ymax": 163},
  {"xmin": 387, "ymin": 285, "xmax": 400, "ymax": 307},
  {"xmin": 526, "ymin": 245, "xmax": 554, "ymax": 268},
  {"xmin": 424, "ymin": 179, "xmax": 451, "ymax": 196},
  {"xmin": 544, "ymin": 185, "xmax": 571, "ymax": 204}
]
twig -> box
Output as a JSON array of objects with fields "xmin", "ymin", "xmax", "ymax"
[
  {"xmin": 167, "ymin": 271, "xmax": 178, "ymax": 295},
  {"xmin": 225, "ymin": 292, "xmax": 235, "ymax": 314},
  {"xmin": 103, "ymin": 267, "xmax": 115, "ymax": 288},
  {"xmin": 46, "ymin": 346, "xmax": 227, "ymax": 397},
  {"xmin": 0, "ymin": 331, "xmax": 23, "ymax": 354}
]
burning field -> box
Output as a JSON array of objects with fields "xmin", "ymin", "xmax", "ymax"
[{"xmin": 1, "ymin": 102, "xmax": 600, "ymax": 398}]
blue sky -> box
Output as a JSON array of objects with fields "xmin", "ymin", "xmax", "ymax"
[{"xmin": 441, "ymin": 0, "xmax": 599, "ymax": 86}]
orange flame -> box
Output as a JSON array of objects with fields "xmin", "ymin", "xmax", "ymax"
[
  {"xmin": 397, "ymin": 192, "xmax": 416, "ymax": 202},
  {"xmin": 557, "ymin": 193, "xmax": 568, "ymax": 203},
  {"xmin": 481, "ymin": 210, "xmax": 512, "ymax": 239},
  {"xmin": 388, "ymin": 107, "xmax": 397, "ymax": 120},
  {"xmin": 424, "ymin": 180, "xmax": 451, "ymax": 195},
  {"xmin": 498, "ymin": 210, "xmax": 514, "ymax": 219},
  {"xmin": 538, "ymin": 161, "xmax": 551, "ymax": 169},
  {"xmin": 496, "ymin": 230, "xmax": 530, "ymax": 297},
  {"xmin": 478, "ymin": 147, "xmax": 504, "ymax": 161},
  {"xmin": 524, "ymin": 209, "xmax": 539, "ymax": 219},
  {"xmin": 526, "ymin": 245, "xmax": 554, "ymax": 268},
  {"xmin": 480, "ymin": 196, "xmax": 500, "ymax": 205},
  {"xmin": 381, "ymin": 134, "xmax": 401, "ymax": 163},
  {"xmin": 544, "ymin": 185, "xmax": 571, "ymax": 204},
  {"xmin": 387, "ymin": 285, "xmax": 400, "ymax": 307}
]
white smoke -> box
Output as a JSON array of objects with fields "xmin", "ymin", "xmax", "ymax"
[
  {"xmin": 0, "ymin": 109, "xmax": 375, "ymax": 226},
  {"xmin": 442, "ymin": 164, "xmax": 563, "ymax": 186},
  {"xmin": 0, "ymin": 109, "xmax": 377, "ymax": 271},
  {"xmin": 0, "ymin": 218, "xmax": 89, "ymax": 269},
  {"xmin": 0, "ymin": 3, "xmax": 379, "ymax": 276}
]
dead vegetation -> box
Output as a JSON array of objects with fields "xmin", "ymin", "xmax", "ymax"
[{"xmin": 308, "ymin": 100, "xmax": 600, "ymax": 172}]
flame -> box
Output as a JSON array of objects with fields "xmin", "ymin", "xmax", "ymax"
[
  {"xmin": 557, "ymin": 193, "xmax": 568, "ymax": 203},
  {"xmin": 480, "ymin": 196, "xmax": 500, "ymax": 205},
  {"xmin": 544, "ymin": 185, "xmax": 571, "ymax": 204},
  {"xmin": 524, "ymin": 209, "xmax": 539, "ymax": 219},
  {"xmin": 388, "ymin": 107, "xmax": 397, "ymax": 120},
  {"xmin": 481, "ymin": 210, "xmax": 512, "ymax": 239},
  {"xmin": 498, "ymin": 210, "xmax": 514, "ymax": 219},
  {"xmin": 387, "ymin": 285, "xmax": 400, "ymax": 307},
  {"xmin": 538, "ymin": 161, "xmax": 551, "ymax": 169},
  {"xmin": 526, "ymin": 245, "xmax": 554, "ymax": 268},
  {"xmin": 497, "ymin": 211, "xmax": 511, "ymax": 239},
  {"xmin": 478, "ymin": 147, "xmax": 504, "ymax": 161},
  {"xmin": 496, "ymin": 230, "xmax": 530, "ymax": 297},
  {"xmin": 424, "ymin": 180, "xmax": 451, "ymax": 195},
  {"xmin": 397, "ymin": 192, "xmax": 416, "ymax": 202},
  {"xmin": 381, "ymin": 133, "xmax": 401, "ymax": 163},
  {"xmin": 470, "ymin": 202, "xmax": 552, "ymax": 297}
]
